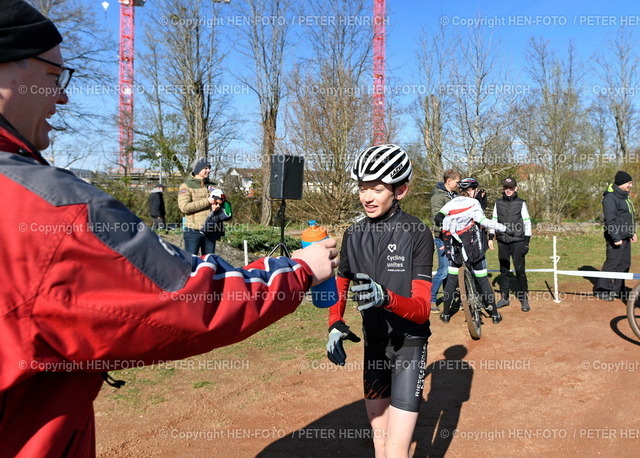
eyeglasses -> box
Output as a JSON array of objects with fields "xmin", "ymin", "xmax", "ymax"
[{"xmin": 31, "ymin": 56, "xmax": 75, "ymax": 91}]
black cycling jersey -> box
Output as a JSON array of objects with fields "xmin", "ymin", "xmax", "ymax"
[{"xmin": 338, "ymin": 206, "xmax": 434, "ymax": 345}]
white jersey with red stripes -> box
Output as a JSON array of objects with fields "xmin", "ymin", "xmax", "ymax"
[{"xmin": 440, "ymin": 196, "xmax": 507, "ymax": 236}]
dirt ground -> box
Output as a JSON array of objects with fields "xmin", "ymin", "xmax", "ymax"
[{"xmin": 94, "ymin": 271, "xmax": 640, "ymax": 457}]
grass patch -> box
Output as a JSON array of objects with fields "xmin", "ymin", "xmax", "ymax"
[
  {"xmin": 105, "ymin": 366, "xmax": 177, "ymax": 408},
  {"xmin": 110, "ymin": 386, "xmax": 142, "ymax": 408},
  {"xmin": 198, "ymin": 294, "xmax": 363, "ymax": 369}
]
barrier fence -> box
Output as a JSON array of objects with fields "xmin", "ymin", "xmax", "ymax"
[{"xmin": 489, "ymin": 236, "xmax": 638, "ymax": 303}]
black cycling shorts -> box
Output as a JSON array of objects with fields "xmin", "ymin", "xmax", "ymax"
[{"xmin": 363, "ymin": 339, "xmax": 428, "ymax": 412}]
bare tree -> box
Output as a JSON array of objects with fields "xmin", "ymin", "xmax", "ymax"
[
  {"xmin": 594, "ymin": 28, "xmax": 639, "ymax": 163},
  {"xmin": 232, "ymin": 0, "xmax": 294, "ymax": 225},
  {"xmin": 448, "ymin": 26, "xmax": 517, "ymax": 178},
  {"xmin": 136, "ymin": 0, "xmax": 236, "ymax": 181},
  {"xmin": 283, "ymin": 0, "xmax": 372, "ymax": 224},
  {"xmin": 413, "ymin": 26, "xmax": 458, "ymax": 180},
  {"xmin": 515, "ymin": 38, "xmax": 592, "ymax": 222},
  {"xmin": 29, "ymin": 0, "xmax": 116, "ymax": 166},
  {"xmin": 136, "ymin": 34, "xmax": 188, "ymax": 179},
  {"xmin": 414, "ymin": 23, "xmax": 518, "ymax": 191}
]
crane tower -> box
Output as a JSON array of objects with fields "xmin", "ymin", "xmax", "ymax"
[
  {"xmin": 118, "ymin": 0, "xmax": 145, "ymax": 173},
  {"xmin": 373, "ymin": 0, "xmax": 386, "ymax": 145}
]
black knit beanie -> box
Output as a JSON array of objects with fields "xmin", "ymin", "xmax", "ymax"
[
  {"xmin": 191, "ymin": 157, "xmax": 211, "ymax": 176},
  {"xmin": 615, "ymin": 171, "xmax": 633, "ymax": 186},
  {"xmin": 0, "ymin": 0, "xmax": 62, "ymax": 63}
]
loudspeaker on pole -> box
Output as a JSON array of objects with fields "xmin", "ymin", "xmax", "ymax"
[{"xmin": 269, "ymin": 154, "xmax": 304, "ymax": 200}]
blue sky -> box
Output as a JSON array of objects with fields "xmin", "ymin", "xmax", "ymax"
[{"xmin": 58, "ymin": 0, "xmax": 640, "ymax": 171}]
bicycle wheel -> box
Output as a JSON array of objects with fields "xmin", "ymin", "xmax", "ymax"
[
  {"xmin": 626, "ymin": 285, "xmax": 640, "ymax": 341},
  {"xmin": 458, "ymin": 264, "xmax": 482, "ymax": 340}
]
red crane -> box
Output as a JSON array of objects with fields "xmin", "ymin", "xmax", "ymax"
[
  {"xmin": 373, "ymin": 0, "xmax": 386, "ymax": 145},
  {"xmin": 118, "ymin": 0, "xmax": 145, "ymax": 173}
]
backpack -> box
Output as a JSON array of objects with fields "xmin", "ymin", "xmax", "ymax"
[
  {"xmin": 221, "ymin": 200, "xmax": 232, "ymax": 220},
  {"xmin": 442, "ymin": 223, "xmax": 487, "ymax": 265}
]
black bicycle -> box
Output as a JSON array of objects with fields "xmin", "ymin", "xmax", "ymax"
[
  {"xmin": 457, "ymin": 261, "xmax": 483, "ymax": 340},
  {"xmin": 626, "ymin": 285, "xmax": 640, "ymax": 341}
]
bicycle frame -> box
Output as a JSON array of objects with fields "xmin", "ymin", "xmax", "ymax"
[{"xmin": 458, "ymin": 261, "xmax": 483, "ymax": 340}]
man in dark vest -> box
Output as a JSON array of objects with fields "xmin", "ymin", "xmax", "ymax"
[
  {"xmin": 594, "ymin": 171, "xmax": 636, "ymax": 301},
  {"xmin": 489, "ymin": 177, "xmax": 532, "ymax": 311}
]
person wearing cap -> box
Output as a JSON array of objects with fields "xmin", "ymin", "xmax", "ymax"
[
  {"xmin": 149, "ymin": 183, "xmax": 166, "ymax": 232},
  {"xmin": 0, "ymin": 1, "xmax": 338, "ymax": 455},
  {"xmin": 594, "ymin": 171, "xmax": 637, "ymax": 301},
  {"xmin": 177, "ymin": 157, "xmax": 217, "ymax": 255},
  {"xmin": 489, "ymin": 177, "xmax": 533, "ymax": 312}
]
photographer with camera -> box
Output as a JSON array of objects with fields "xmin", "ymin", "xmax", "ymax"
[
  {"xmin": 178, "ymin": 158, "xmax": 219, "ymax": 255},
  {"xmin": 201, "ymin": 188, "xmax": 232, "ymax": 254}
]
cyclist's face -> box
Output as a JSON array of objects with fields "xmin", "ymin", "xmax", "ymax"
[{"xmin": 358, "ymin": 181, "xmax": 403, "ymax": 218}]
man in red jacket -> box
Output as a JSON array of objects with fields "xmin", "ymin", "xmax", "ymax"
[{"xmin": 0, "ymin": 1, "xmax": 337, "ymax": 456}]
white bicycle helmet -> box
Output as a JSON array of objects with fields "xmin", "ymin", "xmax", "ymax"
[
  {"xmin": 351, "ymin": 144, "xmax": 413, "ymax": 184},
  {"xmin": 209, "ymin": 188, "xmax": 225, "ymax": 200}
]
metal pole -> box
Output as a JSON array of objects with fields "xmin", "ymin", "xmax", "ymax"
[
  {"xmin": 155, "ymin": 151, "xmax": 162, "ymax": 185},
  {"xmin": 280, "ymin": 199, "xmax": 286, "ymax": 256},
  {"xmin": 553, "ymin": 236, "xmax": 561, "ymax": 303}
]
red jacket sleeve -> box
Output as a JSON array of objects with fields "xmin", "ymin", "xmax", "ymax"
[
  {"xmin": 328, "ymin": 275, "xmax": 350, "ymax": 328},
  {"xmin": 30, "ymin": 224, "xmax": 314, "ymax": 369},
  {"xmin": 0, "ymin": 166, "xmax": 314, "ymax": 390},
  {"xmin": 384, "ymin": 279, "xmax": 431, "ymax": 324}
]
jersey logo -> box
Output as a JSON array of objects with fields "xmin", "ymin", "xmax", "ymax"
[{"xmin": 388, "ymin": 243, "xmax": 397, "ymax": 253}]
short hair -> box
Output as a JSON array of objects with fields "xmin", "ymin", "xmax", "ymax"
[{"xmin": 443, "ymin": 169, "xmax": 461, "ymax": 182}]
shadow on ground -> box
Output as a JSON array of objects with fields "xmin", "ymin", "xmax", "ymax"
[
  {"xmin": 610, "ymin": 315, "xmax": 640, "ymax": 347},
  {"xmin": 258, "ymin": 345, "xmax": 473, "ymax": 458},
  {"xmin": 578, "ymin": 265, "xmax": 600, "ymax": 288}
]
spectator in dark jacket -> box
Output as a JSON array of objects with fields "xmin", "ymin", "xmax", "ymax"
[
  {"xmin": 148, "ymin": 184, "xmax": 166, "ymax": 232},
  {"xmin": 594, "ymin": 171, "xmax": 636, "ymax": 301},
  {"xmin": 430, "ymin": 169, "xmax": 461, "ymax": 313}
]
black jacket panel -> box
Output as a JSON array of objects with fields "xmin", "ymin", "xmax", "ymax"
[{"xmin": 495, "ymin": 193, "xmax": 525, "ymax": 243}]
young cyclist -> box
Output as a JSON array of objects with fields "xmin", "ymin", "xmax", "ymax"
[
  {"xmin": 326, "ymin": 144, "xmax": 434, "ymax": 457},
  {"xmin": 434, "ymin": 177, "xmax": 514, "ymax": 324}
]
